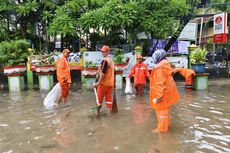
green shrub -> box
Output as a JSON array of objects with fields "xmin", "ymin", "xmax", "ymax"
[
  {"xmin": 0, "ymin": 40, "xmax": 30, "ymax": 66},
  {"xmin": 113, "ymin": 48, "xmax": 124, "ymax": 64}
]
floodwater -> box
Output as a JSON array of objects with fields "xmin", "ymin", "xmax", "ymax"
[{"xmin": 0, "ymin": 80, "xmax": 230, "ymax": 153}]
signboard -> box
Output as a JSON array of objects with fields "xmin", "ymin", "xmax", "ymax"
[
  {"xmin": 84, "ymin": 51, "xmax": 103, "ymax": 67},
  {"xmin": 213, "ymin": 12, "xmax": 228, "ymax": 43},
  {"xmin": 149, "ymin": 39, "xmax": 190, "ymax": 55},
  {"xmin": 83, "ymin": 51, "xmax": 133, "ymax": 67},
  {"xmin": 179, "ymin": 22, "xmax": 197, "ymax": 41},
  {"xmin": 144, "ymin": 56, "xmax": 188, "ymax": 69}
]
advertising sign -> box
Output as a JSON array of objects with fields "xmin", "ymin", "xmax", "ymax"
[{"xmin": 213, "ymin": 12, "xmax": 228, "ymax": 43}]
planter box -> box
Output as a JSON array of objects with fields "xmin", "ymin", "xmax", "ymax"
[
  {"xmin": 191, "ymin": 64, "xmax": 205, "ymax": 73},
  {"xmin": 82, "ymin": 77, "xmax": 96, "ymax": 90},
  {"xmin": 115, "ymin": 74, "xmax": 123, "ymax": 89},
  {"xmin": 34, "ymin": 65, "xmax": 55, "ymax": 73},
  {"xmin": 4, "ymin": 65, "xmax": 26, "ymax": 75},
  {"xmin": 81, "ymin": 68, "xmax": 98, "ymax": 89},
  {"xmin": 115, "ymin": 63, "xmax": 127, "ymax": 72},
  {"xmin": 82, "ymin": 67, "xmax": 98, "ymax": 76},
  {"xmin": 4, "ymin": 65, "xmax": 26, "ymax": 92},
  {"xmin": 34, "ymin": 65, "xmax": 55, "ymax": 91},
  {"xmin": 194, "ymin": 73, "xmax": 209, "ymax": 90},
  {"xmin": 6, "ymin": 73, "xmax": 24, "ymax": 92},
  {"xmin": 38, "ymin": 74, "xmax": 54, "ymax": 91}
]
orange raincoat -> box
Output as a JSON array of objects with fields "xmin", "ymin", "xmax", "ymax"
[
  {"xmin": 56, "ymin": 57, "xmax": 71, "ymax": 98},
  {"xmin": 97, "ymin": 56, "xmax": 115, "ymax": 108},
  {"xmin": 174, "ymin": 68, "xmax": 195, "ymax": 86},
  {"xmin": 129, "ymin": 63, "xmax": 150, "ymax": 86},
  {"xmin": 149, "ymin": 59, "xmax": 180, "ymax": 132},
  {"xmin": 149, "ymin": 60, "xmax": 179, "ymax": 110}
]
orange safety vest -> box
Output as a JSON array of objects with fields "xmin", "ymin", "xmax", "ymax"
[
  {"xmin": 176, "ymin": 68, "xmax": 195, "ymax": 79},
  {"xmin": 56, "ymin": 57, "xmax": 71, "ymax": 84},
  {"xmin": 129, "ymin": 63, "xmax": 150, "ymax": 85},
  {"xmin": 100, "ymin": 56, "xmax": 115, "ymax": 87},
  {"xmin": 149, "ymin": 60, "xmax": 179, "ymax": 110}
]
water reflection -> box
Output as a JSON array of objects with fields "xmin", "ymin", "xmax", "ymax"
[
  {"xmin": 0, "ymin": 82, "xmax": 229, "ymax": 152},
  {"xmin": 9, "ymin": 92, "xmax": 22, "ymax": 102}
]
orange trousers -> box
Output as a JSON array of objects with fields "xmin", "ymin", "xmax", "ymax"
[
  {"xmin": 135, "ymin": 84, "xmax": 144, "ymax": 96},
  {"xmin": 60, "ymin": 82, "xmax": 69, "ymax": 98},
  {"xmin": 185, "ymin": 75, "xmax": 194, "ymax": 86},
  {"xmin": 97, "ymin": 84, "xmax": 113, "ymax": 109},
  {"xmin": 155, "ymin": 108, "xmax": 170, "ymax": 132}
]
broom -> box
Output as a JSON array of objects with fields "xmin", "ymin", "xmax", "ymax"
[
  {"xmin": 111, "ymin": 88, "xmax": 118, "ymax": 113},
  {"xmin": 89, "ymin": 87, "xmax": 100, "ymax": 112},
  {"xmin": 112, "ymin": 71, "xmax": 118, "ymax": 113}
]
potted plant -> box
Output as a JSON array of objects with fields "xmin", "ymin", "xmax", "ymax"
[
  {"xmin": 31, "ymin": 54, "xmax": 55, "ymax": 73},
  {"xmin": 134, "ymin": 46, "xmax": 142, "ymax": 55},
  {"xmin": 29, "ymin": 53, "xmax": 56, "ymax": 91},
  {"xmin": 0, "ymin": 40, "xmax": 30, "ymax": 74},
  {"xmin": 0, "ymin": 39, "xmax": 30, "ymax": 92},
  {"xmin": 83, "ymin": 61, "xmax": 98, "ymax": 76},
  {"xmin": 81, "ymin": 61, "xmax": 99, "ymax": 89},
  {"xmin": 113, "ymin": 48, "xmax": 127, "ymax": 89},
  {"xmin": 113, "ymin": 48, "xmax": 127, "ymax": 73},
  {"xmin": 190, "ymin": 48, "xmax": 208, "ymax": 73}
]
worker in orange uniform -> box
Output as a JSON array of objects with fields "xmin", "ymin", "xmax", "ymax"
[
  {"xmin": 171, "ymin": 64, "xmax": 195, "ymax": 90},
  {"xmin": 149, "ymin": 49, "xmax": 180, "ymax": 133},
  {"xmin": 129, "ymin": 55, "xmax": 150, "ymax": 96},
  {"xmin": 56, "ymin": 49, "xmax": 72, "ymax": 105},
  {"xmin": 94, "ymin": 45, "xmax": 115, "ymax": 116}
]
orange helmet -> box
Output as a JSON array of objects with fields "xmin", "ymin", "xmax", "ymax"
[
  {"xmin": 100, "ymin": 45, "xmax": 110, "ymax": 52},
  {"xmin": 63, "ymin": 49, "xmax": 71, "ymax": 54},
  {"xmin": 136, "ymin": 54, "xmax": 143, "ymax": 59}
]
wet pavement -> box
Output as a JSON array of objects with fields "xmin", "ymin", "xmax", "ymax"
[{"xmin": 0, "ymin": 79, "xmax": 230, "ymax": 153}]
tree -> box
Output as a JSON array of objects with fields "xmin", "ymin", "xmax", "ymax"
[
  {"xmin": 79, "ymin": 0, "xmax": 190, "ymax": 47},
  {"xmin": 209, "ymin": 0, "xmax": 230, "ymax": 67},
  {"xmin": 0, "ymin": 0, "xmax": 196, "ymax": 52}
]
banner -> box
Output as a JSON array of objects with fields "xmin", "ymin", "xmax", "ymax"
[
  {"xmin": 149, "ymin": 39, "xmax": 178, "ymax": 55},
  {"xmin": 148, "ymin": 39, "xmax": 190, "ymax": 55},
  {"xmin": 178, "ymin": 41, "xmax": 190, "ymax": 54},
  {"xmin": 213, "ymin": 12, "xmax": 228, "ymax": 43},
  {"xmin": 144, "ymin": 56, "xmax": 188, "ymax": 69}
]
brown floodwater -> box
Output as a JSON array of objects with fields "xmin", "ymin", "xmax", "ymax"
[{"xmin": 0, "ymin": 80, "xmax": 229, "ymax": 153}]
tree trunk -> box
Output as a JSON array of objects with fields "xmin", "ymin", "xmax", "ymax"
[
  {"xmin": 20, "ymin": 19, "xmax": 26, "ymax": 39},
  {"xmin": 61, "ymin": 34, "xmax": 63, "ymax": 51},
  {"xmin": 7, "ymin": 14, "xmax": 10, "ymax": 32}
]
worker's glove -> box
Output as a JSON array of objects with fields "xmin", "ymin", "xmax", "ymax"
[
  {"xmin": 94, "ymin": 82, "xmax": 99, "ymax": 88},
  {"xmin": 152, "ymin": 97, "xmax": 162, "ymax": 104}
]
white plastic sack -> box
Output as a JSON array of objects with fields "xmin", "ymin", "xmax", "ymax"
[
  {"xmin": 43, "ymin": 83, "xmax": 61, "ymax": 107},
  {"xmin": 123, "ymin": 54, "xmax": 136, "ymax": 78},
  {"xmin": 125, "ymin": 78, "xmax": 133, "ymax": 94}
]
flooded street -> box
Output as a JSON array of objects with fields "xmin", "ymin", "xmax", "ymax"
[{"xmin": 0, "ymin": 80, "xmax": 230, "ymax": 153}]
